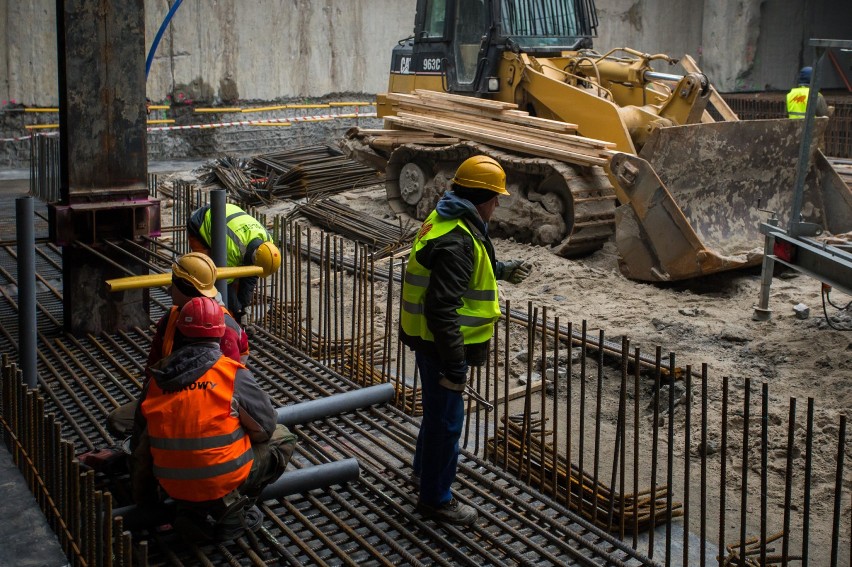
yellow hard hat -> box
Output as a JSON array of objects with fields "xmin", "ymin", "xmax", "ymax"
[
  {"xmin": 252, "ymin": 241, "xmax": 282, "ymax": 277},
  {"xmin": 452, "ymin": 155, "xmax": 509, "ymax": 195},
  {"xmin": 171, "ymin": 252, "xmax": 218, "ymax": 298}
]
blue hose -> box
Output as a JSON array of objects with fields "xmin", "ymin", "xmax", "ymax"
[{"xmin": 145, "ymin": 0, "xmax": 184, "ymax": 79}]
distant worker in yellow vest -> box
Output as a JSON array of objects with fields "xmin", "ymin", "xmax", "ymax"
[
  {"xmin": 787, "ymin": 66, "xmax": 829, "ymax": 119},
  {"xmin": 399, "ymin": 155, "xmax": 532, "ymax": 526},
  {"xmin": 188, "ymin": 203, "xmax": 281, "ymax": 324}
]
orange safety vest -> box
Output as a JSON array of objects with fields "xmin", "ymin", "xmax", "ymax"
[
  {"xmin": 141, "ymin": 356, "xmax": 253, "ymax": 501},
  {"xmin": 161, "ymin": 305, "xmax": 247, "ymax": 357}
]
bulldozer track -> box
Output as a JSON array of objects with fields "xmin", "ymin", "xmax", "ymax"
[{"xmin": 386, "ymin": 141, "xmax": 617, "ymax": 257}]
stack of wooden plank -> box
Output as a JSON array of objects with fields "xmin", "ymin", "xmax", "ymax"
[{"xmin": 381, "ymin": 89, "xmax": 617, "ymax": 167}]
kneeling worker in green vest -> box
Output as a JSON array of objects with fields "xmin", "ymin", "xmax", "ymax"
[
  {"xmin": 399, "ymin": 155, "xmax": 532, "ymax": 526},
  {"xmin": 188, "ymin": 203, "xmax": 281, "ymax": 324}
]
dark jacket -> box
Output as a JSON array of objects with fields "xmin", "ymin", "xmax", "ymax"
[
  {"xmin": 129, "ymin": 341, "xmax": 277, "ymax": 504},
  {"xmin": 399, "ymin": 191, "xmax": 511, "ymax": 373}
]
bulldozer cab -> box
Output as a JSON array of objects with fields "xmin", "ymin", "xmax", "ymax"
[{"xmin": 389, "ymin": 0, "xmax": 597, "ymax": 97}]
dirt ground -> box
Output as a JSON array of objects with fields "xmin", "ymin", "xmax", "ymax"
[{"xmin": 333, "ymin": 182, "xmax": 852, "ymax": 562}]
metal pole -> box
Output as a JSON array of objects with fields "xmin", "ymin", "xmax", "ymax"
[
  {"xmin": 16, "ymin": 197, "xmax": 37, "ymax": 388},
  {"xmin": 753, "ymin": 215, "xmax": 778, "ymax": 321},
  {"xmin": 787, "ymin": 46, "xmax": 823, "ymax": 237},
  {"xmin": 210, "ymin": 190, "xmax": 228, "ymax": 305},
  {"xmin": 276, "ymin": 383, "xmax": 395, "ymax": 426}
]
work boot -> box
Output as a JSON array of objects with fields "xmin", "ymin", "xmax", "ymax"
[
  {"xmin": 173, "ymin": 508, "xmax": 215, "ymax": 543},
  {"xmin": 243, "ymin": 505, "xmax": 263, "ymax": 532},
  {"xmin": 416, "ymin": 496, "xmax": 478, "ymax": 526}
]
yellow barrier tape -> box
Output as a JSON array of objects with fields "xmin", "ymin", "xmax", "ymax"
[
  {"xmin": 194, "ymin": 107, "xmax": 243, "ymax": 113},
  {"xmin": 146, "ymin": 119, "xmax": 175, "ymax": 125},
  {"xmin": 25, "ymin": 124, "xmax": 59, "ymax": 130},
  {"xmin": 25, "ymin": 108, "xmax": 59, "ymax": 113}
]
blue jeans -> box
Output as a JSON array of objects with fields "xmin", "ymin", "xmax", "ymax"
[{"xmin": 412, "ymin": 351, "xmax": 465, "ymax": 506}]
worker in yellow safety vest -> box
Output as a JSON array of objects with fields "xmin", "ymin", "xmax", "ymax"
[
  {"xmin": 787, "ymin": 66, "xmax": 829, "ymax": 119},
  {"xmin": 399, "ymin": 155, "xmax": 533, "ymax": 526},
  {"xmin": 188, "ymin": 203, "xmax": 281, "ymax": 323}
]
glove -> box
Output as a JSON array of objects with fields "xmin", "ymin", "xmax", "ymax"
[
  {"xmin": 502, "ymin": 259, "xmax": 532, "ymax": 284},
  {"xmin": 438, "ymin": 361, "xmax": 468, "ymax": 392}
]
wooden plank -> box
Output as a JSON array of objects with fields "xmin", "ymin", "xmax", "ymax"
[
  {"xmin": 394, "ymin": 110, "xmax": 613, "ymax": 157},
  {"xmin": 389, "ymin": 91, "xmax": 582, "ymax": 134},
  {"xmin": 682, "ymin": 54, "xmax": 739, "ymax": 122},
  {"xmin": 394, "ymin": 106, "xmax": 612, "ymax": 153},
  {"xmin": 412, "ymin": 88, "xmax": 519, "ymax": 111},
  {"xmin": 395, "ymin": 99, "xmax": 580, "ymax": 135},
  {"xmin": 386, "ymin": 115, "xmax": 609, "ymax": 167}
]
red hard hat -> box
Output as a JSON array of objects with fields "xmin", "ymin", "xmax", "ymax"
[{"xmin": 177, "ymin": 297, "xmax": 225, "ymax": 339}]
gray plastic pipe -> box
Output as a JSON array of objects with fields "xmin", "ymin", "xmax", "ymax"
[
  {"xmin": 112, "ymin": 458, "xmax": 359, "ymax": 529},
  {"xmin": 276, "ymin": 383, "xmax": 395, "ymax": 426},
  {"xmin": 16, "ymin": 197, "xmax": 37, "ymax": 388}
]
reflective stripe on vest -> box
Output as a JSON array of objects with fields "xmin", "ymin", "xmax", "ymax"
[
  {"xmin": 787, "ymin": 86, "xmax": 809, "ymax": 119},
  {"xmin": 162, "ymin": 305, "xmax": 245, "ymax": 357},
  {"xmin": 400, "ymin": 211, "xmax": 501, "ymax": 344},
  {"xmin": 141, "ymin": 356, "xmax": 252, "ymax": 501},
  {"xmin": 199, "ymin": 204, "xmax": 270, "ymax": 271}
]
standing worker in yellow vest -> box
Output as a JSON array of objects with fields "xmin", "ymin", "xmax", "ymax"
[
  {"xmin": 399, "ymin": 155, "xmax": 532, "ymax": 526},
  {"xmin": 188, "ymin": 203, "xmax": 281, "ymax": 324},
  {"xmin": 787, "ymin": 66, "xmax": 830, "ymax": 119}
]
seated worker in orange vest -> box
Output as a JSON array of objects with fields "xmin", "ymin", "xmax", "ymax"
[
  {"xmin": 130, "ymin": 296, "xmax": 297, "ymax": 542},
  {"xmin": 106, "ymin": 253, "xmax": 249, "ymax": 437},
  {"xmin": 187, "ymin": 204, "xmax": 281, "ymax": 324}
]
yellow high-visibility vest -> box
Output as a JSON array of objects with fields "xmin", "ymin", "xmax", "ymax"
[{"xmin": 400, "ymin": 211, "xmax": 501, "ymax": 344}]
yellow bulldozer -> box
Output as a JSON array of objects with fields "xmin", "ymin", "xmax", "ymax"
[{"xmin": 344, "ymin": 0, "xmax": 852, "ymax": 281}]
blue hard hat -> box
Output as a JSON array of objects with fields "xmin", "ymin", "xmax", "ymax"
[{"xmin": 798, "ymin": 66, "xmax": 812, "ymax": 85}]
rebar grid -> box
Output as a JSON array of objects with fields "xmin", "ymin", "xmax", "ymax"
[{"xmin": 1, "ymin": 177, "xmax": 850, "ymax": 565}]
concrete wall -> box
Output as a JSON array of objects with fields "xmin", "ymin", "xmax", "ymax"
[{"xmin": 1, "ymin": 0, "xmax": 850, "ymax": 107}]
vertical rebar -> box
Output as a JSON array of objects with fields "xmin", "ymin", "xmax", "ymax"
[
  {"xmin": 782, "ymin": 398, "xmax": 797, "ymax": 567},
  {"xmin": 683, "ymin": 365, "xmax": 692, "ymax": 567},
  {"xmin": 503, "ymin": 300, "xmax": 511, "ymax": 471},
  {"xmin": 830, "ymin": 416, "xmax": 846, "ymax": 567},
  {"xmin": 16, "ymin": 196, "xmax": 37, "ymax": 388},
  {"xmin": 552, "ymin": 316, "xmax": 560, "ymax": 501},
  {"xmin": 539, "ymin": 308, "xmax": 547, "ymax": 491},
  {"xmin": 739, "ymin": 379, "xmax": 751, "ymax": 567},
  {"xmin": 700, "ymin": 364, "xmax": 708, "ymax": 567},
  {"xmin": 633, "ymin": 347, "xmax": 641, "ymax": 547},
  {"xmin": 649, "ymin": 347, "xmax": 662, "ymax": 559},
  {"xmin": 666, "ymin": 352, "xmax": 675, "ymax": 566},
  {"xmin": 210, "ymin": 190, "xmax": 228, "ymax": 305},
  {"xmin": 566, "ymin": 321, "xmax": 573, "ymax": 512},
  {"xmin": 593, "ymin": 329, "xmax": 604, "ymax": 528},
  {"xmin": 802, "ymin": 398, "xmax": 814, "ymax": 567},
  {"xmin": 578, "ymin": 320, "xmax": 587, "ymax": 519},
  {"xmin": 761, "ymin": 382, "xmax": 769, "ymax": 566},
  {"xmin": 719, "ymin": 377, "xmax": 730, "ymax": 566}
]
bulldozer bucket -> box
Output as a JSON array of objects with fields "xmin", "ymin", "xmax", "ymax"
[{"xmin": 608, "ymin": 118, "xmax": 852, "ymax": 281}]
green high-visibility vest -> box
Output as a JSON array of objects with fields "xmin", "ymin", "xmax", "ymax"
[
  {"xmin": 400, "ymin": 211, "xmax": 501, "ymax": 344},
  {"xmin": 786, "ymin": 86, "xmax": 809, "ymax": 119},
  {"xmin": 198, "ymin": 204, "xmax": 270, "ymax": 279}
]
